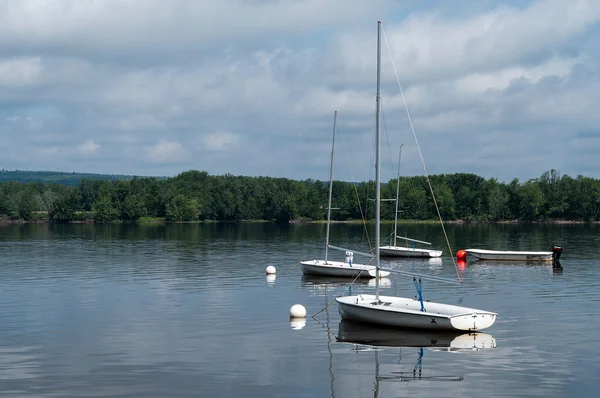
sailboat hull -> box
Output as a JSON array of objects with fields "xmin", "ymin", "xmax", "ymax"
[
  {"xmin": 465, "ymin": 249, "xmax": 552, "ymax": 261},
  {"xmin": 300, "ymin": 260, "xmax": 390, "ymax": 278},
  {"xmin": 336, "ymin": 294, "xmax": 496, "ymax": 331},
  {"xmin": 379, "ymin": 246, "xmax": 442, "ymax": 258}
]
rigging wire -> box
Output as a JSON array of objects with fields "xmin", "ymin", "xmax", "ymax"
[
  {"xmin": 339, "ymin": 123, "xmax": 372, "ymax": 251},
  {"xmin": 380, "ymin": 22, "xmax": 462, "ymax": 283},
  {"xmin": 380, "ymin": 97, "xmax": 397, "ymax": 184},
  {"xmin": 311, "ymin": 265, "xmax": 375, "ymax": 318}
]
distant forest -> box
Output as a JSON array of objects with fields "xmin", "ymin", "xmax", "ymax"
[
  {"xmin": 0, "ymin": 169, "xmax": 598, "ymax": 223},
  {"xmin": 0, "ymin": 170, "xmax": 138, "ymax": 185}
]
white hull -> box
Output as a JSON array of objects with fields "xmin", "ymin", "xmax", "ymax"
[
  {"xmin": 465, "ymin": 249, "xmax": 553, "ymax": 261},
  {"xmin": 300, "ymin": 260, "xmax": 390, "ymax": 278},
  {"xmin": 336, "ymin": 294, "xmax": 496, "ymax": 331},
  {"xmin": 337, "ymin": 320, "xmax": 496, "ymax": 350},
  {"xmin": 379, "ymin": 245, "xmax": 442, "ymax": 258}
]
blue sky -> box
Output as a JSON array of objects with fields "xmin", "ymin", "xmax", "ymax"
[{"xmin": 1, "ymin": 0, "xmax": 599, "ymax": 183}]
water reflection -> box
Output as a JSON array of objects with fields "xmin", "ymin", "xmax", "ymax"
[
  {"xmin": 367, "ymin": 278, "xmax": 391, "ymax": 288},
  {"xmin": 266, "ymin": 274, "xmax": 276, "ymax": 286},
  {"xmin": 428, "ymin": 257, "xmax": 443, "ymax": 266},
  {"xmin": 553, "ymin": 259, "xmax": 563, "ymax": 274},
  {"xmin": 334, "ymin": 321, "xmax": 496, "ymax": 397},
  {"xmin": 301, "ymin": 275, "xmax": 391, "ymax": 297},
  {"xmin": 468, "ymin": 258, "xmax": 565, "ymax": 276},
  {"xmin": 290, "ymin": 319, "xmax": 306, "ymax": 330},
  {"xmin": 301, "ymin": 274, "xmax": 370, "ymax": 287},
  {"xmin": 336, "ymin": 320, "xmax": 496, "ymax": 351}
]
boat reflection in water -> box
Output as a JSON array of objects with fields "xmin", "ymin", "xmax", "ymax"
[
  {"xmin": 337, "ymin": 320, "xmax": 496, "ymax": 351},
  {"xmin": 336, "ymin": 320, "xmax": 496, "ymax": 391},
  {"xmin": 301, "ymin": 274, "xmax": 370, "ymax": 287},
  {"xmin": 301, "ymin": 275, "xmax": 391, "ymax": 296}
]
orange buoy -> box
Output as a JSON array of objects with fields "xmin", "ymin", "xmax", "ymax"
[{"xmin": 456, "ymin": 250, "xmax": 467, "ymax": 261}]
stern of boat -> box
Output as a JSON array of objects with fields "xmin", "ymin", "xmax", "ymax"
[{"xmin": 449, "ymin": 312, "xmax": 497, "ymax": 331}]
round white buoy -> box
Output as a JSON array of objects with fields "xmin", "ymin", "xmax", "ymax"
[
  {"xmin": 290, "ymin": 319, "xmax": 306, "ymax": 330},
  {"xmin": 266, "ymin": 265, "xmax": 276, "ymax": 274},
  {"xmin": 289, "ymin": 304, "xmax": 307, "ymax": 318}
]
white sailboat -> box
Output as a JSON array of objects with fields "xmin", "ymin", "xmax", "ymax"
[
  {"xmin": 379, "ymin": 145, "xmax": 443, "ymax": 258},
  {"xmin": 300, "ymin": 111, "xmax": 390, "ymax": 279},
  {"xmin": 336, "ymin": 21, "xmax": 497, "ymax": 332}
]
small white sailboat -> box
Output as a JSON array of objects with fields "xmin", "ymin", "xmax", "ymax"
[
  {"xmin": 379, "ymin": 241, "xmax": 443, "ymax": 258},
  {"xmin": 379, "ymin": 145, "xmax": 443, "ymax": 258},
  {"xmin": 300, "ymin": 111, "xmax": 389, "ymax": 279},
  {"xmin": 336, "ymin": 21, "xmax": 497, "ymax": 332}
]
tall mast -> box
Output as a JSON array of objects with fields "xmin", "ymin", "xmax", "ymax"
[
  {"xmin": 375, "ymin": 21, "xmax": 382, "ymax": 299},
  {"xmin": 393, "ymin": 144, "xmax": 403, "ymax": 247},
  {"xmin": 324, "ymin": 111, "xmax": 337, "ymax": 263}
]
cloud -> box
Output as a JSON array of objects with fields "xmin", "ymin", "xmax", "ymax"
[
  {"xmin": 0, "ymin": 57, "xmax": 42, "ymax": 87},
  {"xmin": 145, "ymin": 140, "xmax": 190, "ymax": 164},
  {"xmin": 77, "ymin": 140, "xmax": 99, "ymax": 154},
  {"xmin": 201, "ymin": 132, "xmax": 240, "ymax": 152},
  {"xmin": 1, "ymin": 0, "xmax": 600, "ymax": 181}
]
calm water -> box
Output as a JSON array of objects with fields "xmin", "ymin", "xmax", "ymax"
[{"xmin": 0, "ymin": 222, "xmax": 599, "ymax": 397}]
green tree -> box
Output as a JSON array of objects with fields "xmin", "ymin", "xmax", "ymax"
[
  {"xmin": 431, "ymin": 182, "xmax": 455, "ymax": 220},
  {"xmin": 165, "ymin": 194, "xmax": 200, "ymax": 221},
  {"xmin": 519, "ymin": 180, "xmax": 544, "ymax": 220},
  {"xmin": 13, "ymin": 188, "xmax": 38, "ymax": 220},
  {"xmin": 48, "ymin": 190, "xmax": 79, "ymax": 222},
  {"xmin": 485, "ymin": 178, "xmax": 509, "ymax": 221},
  {"xmin": 93, "ymin": 194, "xmax": 119, "ymax": 222},
  {"xmin": 119, "ymin": 194, "xmax": 147, "ymax": 220}
]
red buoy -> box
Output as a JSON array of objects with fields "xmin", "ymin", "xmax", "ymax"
[{"xmin": 456, "ymin": 250, "xmax": 467, "ymax": 261}]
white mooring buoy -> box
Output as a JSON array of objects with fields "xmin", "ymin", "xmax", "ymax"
[
  {"xmin": 289, "ymin": 304, "xmax": 307, "ymax": 318},
  {"xmin": 266, "ymin": 265, "xmax": 276, "ymax": 274}
]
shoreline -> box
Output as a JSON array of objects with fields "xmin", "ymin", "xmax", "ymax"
[
  {"xmin": 1, "ymin": 217, "xmax": 598, "ymax": 225},
  {"xmin": 289, "ymin": 220, "xmax": 599, "ymax": 225}
]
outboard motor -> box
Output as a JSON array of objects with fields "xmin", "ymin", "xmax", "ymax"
[
  {"xmin": 551, "ymin": 245, "xmax": 563, "ymax": 261},
  {"xmin": 552, "ymin": 245, "xmax": 563, "ymax": 273}
]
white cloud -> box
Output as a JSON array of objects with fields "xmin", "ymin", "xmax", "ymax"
[
  {"xmin": 201, "ymin": 132, "xmax": 239, "ymax": 151},
  {"xmin": 0, "ymin": 0, "xmax": 395, "ymax": 60},
  {"xmin": 145, "ymin": 140, "xmax": 190, "ymax": 164},
  {"xmin": 77, "ymin": 140, "xmax": 99, "ymax": 154},
  {"xmin": 0, "ymin": 0, "xmax": 600, "ymax": 181},
  {"xmin": 0, "ymin": 57, "xmax": 42, "ymax": 87},
  {"xmin": 457, "ymin": 57, "xmax": 580, "ymax": 94}
]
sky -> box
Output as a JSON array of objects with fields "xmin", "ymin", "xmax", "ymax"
[{"xmin": 1, "ymin": 0, "xmax": 600, "ymax": 183}]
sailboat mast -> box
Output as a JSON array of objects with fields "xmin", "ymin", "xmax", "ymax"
[
  {"xmin": 375, "ymin": 21, "xmax": 382, "ymax": 299},
  {"xmin": 324, "ymin": 111, "xmax": 337, "ymax": 263},
  {"xmin": 393, "ymin": 144, "xmax": 403, "ymax": 247}
]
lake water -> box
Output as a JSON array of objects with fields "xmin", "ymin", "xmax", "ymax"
[{"xmin": 0, "ymin": 222, "xmax": 599, "ymax": 397}]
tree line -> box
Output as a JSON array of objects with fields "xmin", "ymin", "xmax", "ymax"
[
  {"xmin": 0, "ymin": 170, "xmax": 138, "ymax": 185},
  {"xmin": 0, "ymin": 169, "xmax": 598, "ymax": 223}
]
